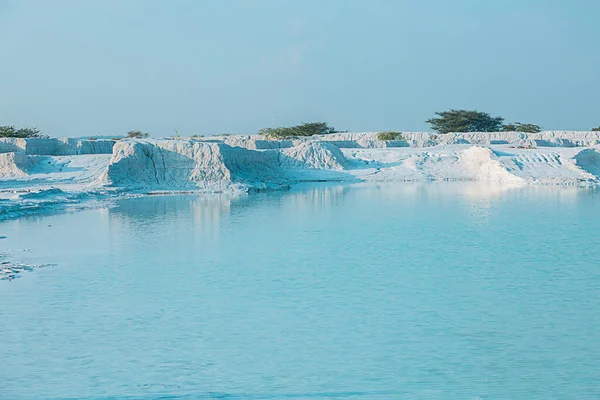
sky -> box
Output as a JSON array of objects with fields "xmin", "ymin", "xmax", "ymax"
[{"xmin": 0, "ymin": 0, "xmax": 599, "ymax": 137}]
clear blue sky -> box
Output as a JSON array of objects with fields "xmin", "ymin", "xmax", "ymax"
[{"xmin": 1, "ymin": 0, "xmax": 598, "ymax": 137}]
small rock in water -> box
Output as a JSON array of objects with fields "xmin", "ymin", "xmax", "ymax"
[
  {"xmin": 0, "ymin": 261, "xmax": 56, "ymax": 281},
  {"xmin": 0, "ymin": 236, "xmax": 7, "ymax": 239}
]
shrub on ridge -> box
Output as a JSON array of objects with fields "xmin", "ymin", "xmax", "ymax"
[
  {"xmin": 126, "ymin": 130, "xmax": 149, "ymax": 139},
  {"xmin": 259, "ymin": 122, "xmax": 339, "ymax": 138},
  {"xmin": 376, "ymin": 131, "xmax": 404, "ymax": 141},
  {"xmin": 502, "ymin": 122, "xmax": 542, "ymax": 133}
]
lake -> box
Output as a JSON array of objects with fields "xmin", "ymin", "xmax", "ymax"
[{"xmin": 1, "ymin": 183, "xmax": 600, "ymax": 399}]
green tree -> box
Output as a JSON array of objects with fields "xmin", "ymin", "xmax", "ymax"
[
  {"xmin": 502, "ymin": 122, "xmax": 542, "ymax": 133},
  {"xmin": 293, "ymin": 122, "xmax": 338, "ymax": 136},
  {"xmin": 0, "ymin": 126, "xmax": 46, "ymax": 138},
  {"xmin": 426, "ymin": 109, "xmax": 504, "ymax": 134},
  {"xmin": 259, "ymin": 122, "xmax": 338, "ymax": 138},
  {"xmin": 259, "ymin": 127, "xmax": 290, "ymax": 138},
  {"xmin": 592, "ymin": 126, "xmax": 600, "ymax": 132},
  {"xmin": 126, "ymin": 130, "xmax": 149, "ymax": 138}
]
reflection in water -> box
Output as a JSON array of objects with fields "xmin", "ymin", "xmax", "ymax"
[
  {"xmin": 107, "ymin": 182, "xmax": 599, "ymax": 247},
  {"xmin": 110, "ymin": 193, "xmax": 234, "ymax": 223},
  {"xmin": 108, "ymin": 184, "xmax": 356, "ymax": 242},
  {"xmin": 109, "ymin": 194, "xmax": 236, "ymax": 242},
  {"xmin": 108, "ymin": 182, "xmax": 600, "ymax": 232},
  {"xmin": 284, "ymin": 183, "xmax": 351, "ymax": 212}
]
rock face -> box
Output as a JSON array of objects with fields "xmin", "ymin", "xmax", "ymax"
[
  {"xmin": 310, "ymin": 131, "xmax": 600, "ymax": 148},
  {"xmin": 572, "ymin": 148, "xmax": 600, "ymax": 178},
  {"xmin": 221, "ymin": 135, "xmax": 294, "ymax": 150},
  {"xmin": 439, "ymin": 132, "xmax": 600, "ymax": 148},
  {"xmin": 2, "ymin": 132, "xmax": 599, "ymax": 158},
  {"xmin": 76, "ymin": 140, "xmax": 116, "ymax": 155},
  {"xmin": 1, "ymin": 133, "xmax": 600, "ymax": 199},
  {"xmin": 2, "ymin": 133, "xmax": 599, "ymax": 222},
  {"xmin": 0, "ymin": 152, "xmax": 37, "ymax": 178},
  {"xmin": 99, "ymin": 140, "xmax": 287, "ymax": 191},
  {"xmin": 0, "ymin": 138, "xmax": 115, "ymax": 155},
  {"xmin": 280, "ymin": 141, "xmax": 348, "ymax": 170},
  {"xmin": 0, "ymin": 138, "xmax": 26, "ymax": 154},
  {"xmin": 99, "ymin": 139, "xmax": 352, "ymax": 191}
]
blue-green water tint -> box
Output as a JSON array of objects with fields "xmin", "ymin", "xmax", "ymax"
[{"xmin": 1, "ymin": 183, "xmax": 600, "ymax": 400}]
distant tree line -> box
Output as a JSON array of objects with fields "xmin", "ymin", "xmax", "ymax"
[
  {"xmin": 256, "ymin": 114, "xmax": 599, "ymax": 139},
  {"xmin": 1, "ymin": 119, "xmax": 600, "ymax": 139},
  {"xmin": 259, "ymin": 122, "xmax": 341, "ymax": 138},
  {"xmin": 425, "ymin": 110, "xmax": 543, "ymax": 134}
]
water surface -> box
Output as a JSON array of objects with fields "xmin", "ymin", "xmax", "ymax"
[{"xmin": 1, "ymin": 183, "xmax": 600, "ymax": 399}]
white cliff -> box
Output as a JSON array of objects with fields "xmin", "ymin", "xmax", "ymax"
[
  {"xmin": 0, "ymin": 132, "xmax": 599, "ymax": 219},
  {"xmin": 100, "ymin": 140, "xmax": 287, "ymax": 192}
]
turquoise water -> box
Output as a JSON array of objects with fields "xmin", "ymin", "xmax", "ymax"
[{"xmin": 1, "ymin": 183, "xmax": 600, "ymax": 399}]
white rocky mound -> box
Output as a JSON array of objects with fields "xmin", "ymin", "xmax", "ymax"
[
  {"xmin": 99, "ymin": 140, "xmax": 287, "ymax": 192},
  {"xmin": 459, "ymin": 146, "xmax": 524, "ymax": 183},
  {"xmin": 1, "ymin": 132, "xmax": 599, "ymax": 219},
  {"xmin": 280, "ymin": 141, "xmax": 348, "ymax": 170},
  {"xmin": 572, "ymin": 148, "xmax": 600, "ymax": 177},
  {"xmin": 0, "ymin": 152, "xmax": 36, "ymax": 178}
]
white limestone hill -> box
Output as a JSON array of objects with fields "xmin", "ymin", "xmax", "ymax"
[
  {"xmin": 0, "ymin": 152, "xmax": 37, "ymax": 178},
  {"xmin": 99, "ymin": 139, "xmax": 288, "ymax": 192},
  {"xmin": 1, "ymin": 132, "xmax": 600, "ymax": 220},
  {"xmin": 572, "ymin": 148, "xmax": 600, "ymax": 178},
  {"xmin": 342, "ymin": 145, "xmax": 599, "ymax": 185},
  {"xmin": 460, "ymin": 146, "xmax": 525, "ymax": 183},
  {"xmin": 220, "ymin": 135, "xmax": 294, "ymax": 150},
  {"xmin": 310, "ymin": 131, "xmax": 600, "ymax": 148},
  {"xmin": 280, "ymin": 141, "xmax": 348, "ymax": 170},
  {"xmin": 0, "ymin": 137, "xmax": 115, "ymax": 155}
]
